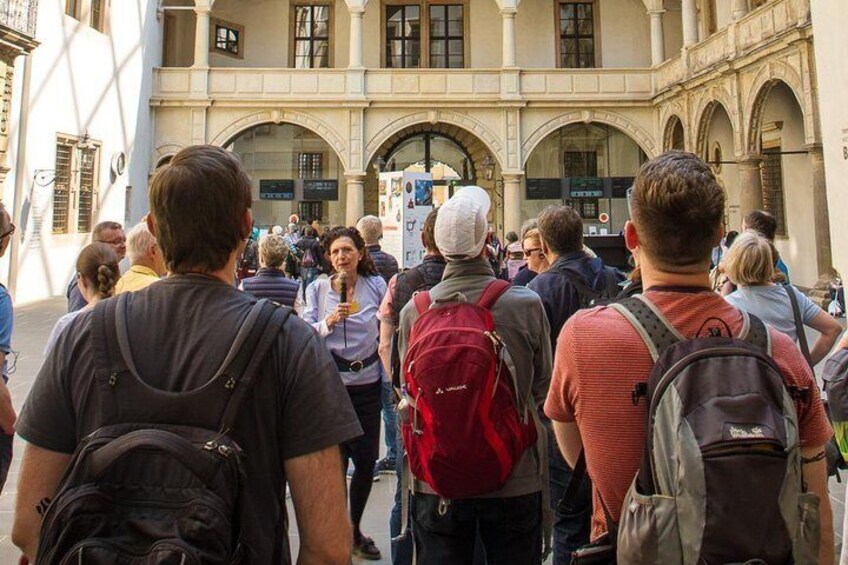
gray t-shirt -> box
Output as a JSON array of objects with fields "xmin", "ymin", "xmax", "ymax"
[
  {"xmin": 18, "ymin": 274, "xmax": 362, "ymax": 564},
  {"xmin": 725, "ymin": 284, "xmax": 821, "ymax": 342}
]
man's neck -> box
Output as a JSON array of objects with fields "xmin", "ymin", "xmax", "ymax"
[
  {"xmin": 640, "ymin": 261, "xmax": 711, "ymax": 290},
  {"xmin": 176, "ymin": 253, "xmax": 238, "ymax": 285}
]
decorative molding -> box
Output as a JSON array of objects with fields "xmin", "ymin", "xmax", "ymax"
[
  {"xmin": 744, "ymin": 59, "xmax": 810, "ymax": 154},
  {"xmin": 693, "ymin": 82, "xmax": 740, "ymax": 157},
  {"xmin": 209, "ymin": 109, "xmax": 349, "ymax": 169},
  {"xmin": 364, "ymin": 110, "xmax": 505, "ymax": 168},
  {"xmin": 521, "ymin": 110, "xmax": 657, "ymax": 166}
]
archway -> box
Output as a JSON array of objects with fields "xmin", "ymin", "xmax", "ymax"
[
  {"xmin": 695, "ymin": 101, "xmax": 738, "ymax": 228},
  {"xmin": 750, "ymin": 81, "xmax": 825, "ymax": 285},
  {"xmin": 365, "ymin": 122, "xmax": 500, "ymax": 229},
  {"xmin": 225, "ymin": 122, "xmax": 346, "ymax": 228},
  {"xmin": 663, "ymin": 115, "xmax": 685, "ymax": 152},
  {"xmin": 523, "ymin": 122, "xmax": 647, "ymax": 235}
]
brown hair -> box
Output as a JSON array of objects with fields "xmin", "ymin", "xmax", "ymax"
[
  {"xmin": 324, "ymin": 226, "xmax": 378, "ymax": 277},
  {"xmin": 77, "ymin": 242, "xmax": 119, "ymax": 300},
  {"xmin": 258, "ymin": 234, "xmax": 287, "ymax": 269},
  {"xmin": 743, "ymin": 210, "xmax": 777, "ymax": 241},
  {"xmin": 422, "ymin": 207, "xmax": 439, "ymax": 252},
  {"xmin": 538, "ymin": 205, "xmax": 583, "ymax": 256},
  {"xmin": 631, "ymin": 151, "xmax": 725, "ymax": 272},
  {"xmin": 93, "ymin": 221, "xmax": 123, "ymax": 240},
  {"xmin": 149, "ymin": 145, "xmax": 252, "ymax": 274}
]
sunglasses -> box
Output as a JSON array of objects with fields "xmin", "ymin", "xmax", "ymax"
[
  {"xmin": 0, "ymin": 224, "xmax": 15, "ymax": 240},
  {"xmin": 523, "ymin": 248, "xmax": 542, "ymax": 258}
]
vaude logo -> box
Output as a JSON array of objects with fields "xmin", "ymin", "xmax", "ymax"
[
  {"xmin": 435, "ymin": 385, "xmax": 469, "ymax": 395},
  {"xmin": 728, "ymin": 425, "xmax": 765, "ymax": 439}
]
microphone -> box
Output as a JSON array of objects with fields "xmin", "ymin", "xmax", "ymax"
[{"xmin": 339, "ymin": 272, "xmax": 348, "ymax": 304}]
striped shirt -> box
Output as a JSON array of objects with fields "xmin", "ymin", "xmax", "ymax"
[{"xmin": 544, "ymin": 288, "xmax": 832, "ymax": 541}]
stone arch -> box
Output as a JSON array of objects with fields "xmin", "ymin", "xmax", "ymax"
[
  {"xmin": 209, "ymin": 109, "xmax": 348, "ymax": 169},
  {"xmin": 521, "ymin": 110, "xmax": 656, "ymax": 167},
  {"xmin": 151, "ymin": 143, "xmax": 184, "ymax": 169},
  {"xmin": 662, "ymin": 113, "xmax": 686, "ymax": 152},
  {"xmin": 695, "ymin": 93, "xmax": 738, "ymax": 158},
  {"xmin": 745, "ymin": 62, "xmax": 812, "ymax": 154},
  {"xmin": 365, "ymin": 110, "xmax": 505, "ymax": 170}
]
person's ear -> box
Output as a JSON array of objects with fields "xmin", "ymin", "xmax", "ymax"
[
  {"xmin": 242, "ymin": 209, "xmax": 253, "ymax": 239},
  {"xmin": 624, "ymin": 220, "xmax": 639, "ymax": 252},
  {"xmin": 540, "ymin": 237, "xmax": 551, "ymax": 257},
  {"xmin": 146, "ymin": 214, "xmax": 157, "ymax": 238}
]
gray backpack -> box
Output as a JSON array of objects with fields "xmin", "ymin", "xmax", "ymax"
[{"xmin": 609, "ymin": 296, "xmax": 820, "ymax": 565}]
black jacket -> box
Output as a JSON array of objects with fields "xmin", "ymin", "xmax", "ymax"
[{"xmin": 368, "ymin": 244, "xmax": 399, "ymax": 283}]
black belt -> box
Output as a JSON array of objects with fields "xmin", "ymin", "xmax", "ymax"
[{"xmin": 332, "ymin": 351, "xmax": 380, "ymax": 373}]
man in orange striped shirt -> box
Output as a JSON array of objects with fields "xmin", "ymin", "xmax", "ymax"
[{"xmin": 544, "ymin": 151, "xmax": 834, "ymax": 564}]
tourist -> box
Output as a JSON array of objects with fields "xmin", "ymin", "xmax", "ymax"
[
  {"xmin": 115, "ymin": 221, "xmax": 166, "ymax": 294},
  {"xmin": 241, "ymin": 234, "xmax": 300, "ymax": 308},
  {"xmin": 67, "ymin": 221, "xmax": 125, "ymax": 312}
]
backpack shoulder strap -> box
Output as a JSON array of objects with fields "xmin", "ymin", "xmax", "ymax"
[
  {"xmin": 741, "ymin": 312, "xmax": 772, "ymax": 357},
  {"xmin": 608, "ymin": 295, "xmax": 683, "ymax": 362},
  {"xmin": 218, "ymin": 300, "xmax": 292, "ymax": 434},
  {"xmin": 783, "ymin": 285, "xmax": 812, "ymax": 366},
  {"xmin": 413, "ymin": 290, "xmax": 432, "ymax": 315},
  {"xmin": 477, "ymin": 279, "xmax": 511, "ymax": 310}
]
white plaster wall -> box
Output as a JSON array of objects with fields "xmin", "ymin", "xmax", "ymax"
[
  {"xmin": 663, "ymin": 2, "xmax": 683, "ymax": 59},
  {"xmin": 3, "ymin": 0, "xmax": 160, "ymax": 304},
  {"xmin": 599, "ymin": 0, "xmax": 651, "ymax": 68},
  {"xmin": 812, "ymin": 0, "xmax": 848, "ymax": 282},
  {"xmin": 765, "ymin": 84, "xmax": 815, "ymax": 287}
]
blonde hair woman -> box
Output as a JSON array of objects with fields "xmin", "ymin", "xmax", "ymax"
[{"xmin": 723, "ymin": 232, "xmax": 842, "ymax": 366}]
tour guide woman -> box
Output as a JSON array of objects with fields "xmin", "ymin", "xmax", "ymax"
[{"xmin": 303, "ymin": 226, "xmax": 387, "ymax": 561}]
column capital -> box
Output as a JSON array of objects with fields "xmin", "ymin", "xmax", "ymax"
[
  {"xmin": 737, "ymin": 154, "xmax": 762, "ymax": 166},
  {"xmin": 500, "ymin": 7, "xmax": 517, "ymax": 17},
  {"xmin": 344, "ymin": 171, "xmax": 367, "ymax": 181},
  {"xmin": 194, "ymin": 6, "xmax": 212, "ymax": 16},
  {"xmin": 647, "ymin": 8, "xmax": 666, "ymax": 16},
  {"xmin": 348, "ymin": 6, "xmax": 365, "ymax": 16},
  {"xmin": 803, "ymin": 143, "xmax": 824, "ymax": 155},
  {"xmin": 501, "ymin": 171, "xmax": 524, "ymax": 181}
]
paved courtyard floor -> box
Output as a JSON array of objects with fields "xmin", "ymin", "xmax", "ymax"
[{"xmin": 0, "ymin": 297, "xmax": 845, "ymax": 563}]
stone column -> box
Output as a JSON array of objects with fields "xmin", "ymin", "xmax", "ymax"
[
  {"xmin": 348, "ymin": 7, "xmax": 365, "ymax": 68},
  {"xmin": 808, "ymin": 145, "xmax": 835, "ymax": 276},
  {"xmin": 731, "ymin": 0, "xmax": 749, "ymax": 20},
  {"xmin": 0, "ymin": 46, "xmax": 21, "ymax": 184},
  {"xmin": 682, "ymin": 0, "xmax": 698, "ymax": 47},
  {"xmin": 193, "ymin": 6, "xmax": 212, "ymax": 68},
  {"xmin": 649, "ymin": 9, "xmax": 665, "ymax": 66},
  {"xmin": 501, "ymin": 8, "xmax": 517, "ymax": 68},
  {"xmin": 345, "ymin": 173, "xmax": 366, "ymax": 226},
  {"xmin": 502, "ymin": 173, "xmax": 523, "ymax": 237},
  {"xmin": 737, "ymin": 155, "xmax": 763, "ymax": 224}
]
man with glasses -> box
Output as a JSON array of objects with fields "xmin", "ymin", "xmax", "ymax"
[
  {"xmin": 0, "ymin": 204, "xmax": 16, "ymax": 493},
  {"xmin": 66, "ymin": 221, "xmax": 125, "ymax": 311},
  {"xmin": 526, "ymin": 205, "xmax": 623, "ymax": 564}
]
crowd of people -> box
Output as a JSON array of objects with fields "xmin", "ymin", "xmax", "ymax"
[{"xmin": 3, "ymin": 144, "xmax": 848, "ymax": 564}]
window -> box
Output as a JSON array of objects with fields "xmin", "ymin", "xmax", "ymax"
[
  {"xmin": 385, "ymin": 3, "xmax": 465, "ymax": 68},
  {"xmin": 213, "ymin": 20, "xmax": 244, "ymax": 58},
  {"xmin": 299, "ymin": 201, "xmax": 324, "ymax": 222},
  {"xmin": 429, "ymin": 5, "xmax": 463, "ymax": 68},
  {"xmin": 52, "ymin": 135, "xmax": 101, "ymax": 235},
  {"xmin": 298, "ymin": 153, "xmax": 324, "ymax": 179},
  {"xmin": 577, "ymin": 199, "xmax": 599, "ymax": 220},
  {"xmin": 386, "ymin": 5, "xmax": 421, "ymax": 68},
  {"xmin": 563, "ymin": 151, "xmax": 598, "ymax": 177},
  {"xmin": 293, "ymin": 5, "xmax": 330, "ymax": 68},
  {"xmin": 90, "ymin": 0, "xmax": 105, "ymax": 32},
  {"xmin": 65, "ymin": 0, "xmax": 80, "ymax": 19},
  {"xmin": 559, "ymin": 2, "xmax": 595, "ymax": 68},
  {"xmin": 761, "ymin": 146, "xmax": 787, "ymax": 237}
]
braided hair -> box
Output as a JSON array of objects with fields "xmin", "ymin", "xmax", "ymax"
[{"xmin": 77, "ymin": 242, "xmax": 120, "ymax": 300}]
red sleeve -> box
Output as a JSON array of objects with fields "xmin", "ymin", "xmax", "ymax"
[
  {"xmin": 544, "ymin": 318, "xmax": 580, "ymax": 423},
  {"xmin": 378, "ymin": 275, "xmax": 398, "ymax": 324},
  {"xmin": 770, "ymin": 329, "xmax": 833, "ymax": 448}
]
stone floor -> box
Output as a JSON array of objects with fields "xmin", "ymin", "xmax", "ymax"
[{"xmin": 0, "ymin": 297, "xmax": 845, "ymax": 564}]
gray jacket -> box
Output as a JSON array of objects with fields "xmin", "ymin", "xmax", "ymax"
[{"xmin": 398, "ymin": 257, "xmax": 552, "ymax": 498}]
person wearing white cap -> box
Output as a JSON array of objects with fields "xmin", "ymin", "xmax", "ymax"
[{"xmin": 396, "ymin": 186, "xmax": 553, "ymax": 564}]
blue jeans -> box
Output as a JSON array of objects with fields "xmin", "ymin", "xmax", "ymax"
[
  {"xmin": 300, "ymin": 267, "xmax": 318, "ymax": 299},
  {"xmin": 381, "ymin": 378, "xmax": 398, "ymax": 462},
  {"xmin": 411, "ymin": 492, "xmax": 542, "ymax": 565},
  {"xmin": 546, "ymin": 418, "xmax": 591, "ymax": 564}
]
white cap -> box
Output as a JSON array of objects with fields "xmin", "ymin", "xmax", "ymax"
[{"xmin": 434, "ymin": 185, "xmax": 490, "ymax": 261}]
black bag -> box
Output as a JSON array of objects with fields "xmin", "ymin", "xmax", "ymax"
[
  {"xmin": 563, "ymin": 267, "xmax": 621, "ymax": 309},
  {"xmin": 35, "ymin": 295, "xmax": 290, "ymax": 564}
]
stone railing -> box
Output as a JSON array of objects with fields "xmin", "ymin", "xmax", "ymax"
[
  {"xmin": 153, "ymin": 67, "xmax": 654, "ymax": 103},
  {"xmin": 0, "ymin": 0, "xmax": 37, "ymax": 38},
  {"xmin": 655, "ymin": 0, "xmax": 809, "ymax": 94}
]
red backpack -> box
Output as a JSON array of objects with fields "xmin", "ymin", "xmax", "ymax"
[{"xmin": 401, "ymin": 279, "xmax": 537, "ymax": 499}]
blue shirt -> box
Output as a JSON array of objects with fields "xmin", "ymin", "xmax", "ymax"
[
  {"xmin": 725, "ymin": 284, "xmax": 820, "ymax": 342},
  {"xmin": 303, "ymin": 274, "xmax": 387, "ymax": 386},
  {"xmin": 0, "ymin": 285, "xmax": 11, "ymax": 380}
]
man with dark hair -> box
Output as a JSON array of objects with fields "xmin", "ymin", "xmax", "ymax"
[
  {"xmin": 545, "ymin": 151, "xmax": 833, "ymax": 563},
  {"xmin": 13, "ymin": 145, "xmax": 361, "ymax": 563},
  {"xmin": 743, "ymin": 209, "xmax": 790, "ymax": 281},
  {"xmin": 526, "ymin": 204, "xmax": 622, "ymax": 562},
  {"xmin": 377, "ymin": 207, "xmax": 445, "ymax": 565},
  {"xmin": 67, "ymin": 221, "xmax": 126, "ymax": 312}
]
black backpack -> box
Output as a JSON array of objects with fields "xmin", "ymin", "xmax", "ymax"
[
  {"xmin": 36, "ymin": 295, "xmax": 290, "ymax": 564},
  {"xmin": 563, "ymin": 266, "xmax": 621, "ymax": 309}
]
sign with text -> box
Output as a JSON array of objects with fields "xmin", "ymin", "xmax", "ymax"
[
  {"xmin": 526, "ymin": 178, "xmax": 563, "ymax": 200},
  {"xmin": 302, "ymin": 179, "xmax": 339, "ymax": 201},
  {"xmin": 259, "ymin": 179, "xmax": 295, "ymax": 200}
]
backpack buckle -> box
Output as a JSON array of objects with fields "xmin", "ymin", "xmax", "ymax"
[
  {"xmin": 632, "ymin": 382, "xmax": 648, "ymax": 405},
  {"xmin": 350, "ymin": 360, "xmax": 364, "ymax": 373}
]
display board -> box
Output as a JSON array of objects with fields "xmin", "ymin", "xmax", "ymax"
[
  {"xmin": 378, "ymin": 171, "xmax": 434, "ymax": 269},
  {"xmin": 526, "ymin": 178, "xmax": 563, "ymax": 200},
  {"xmin": 259, "ymin": 179, "xmax": 295, "ymax": 200},
  {"xmin": 302, "ymin": 179, "xmax": 339, "ymax": 201}
]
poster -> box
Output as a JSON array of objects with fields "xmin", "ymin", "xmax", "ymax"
[{"xmin": 378, "ymin": 171, "xmax": 433, "ymax": 269}]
